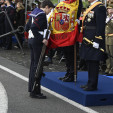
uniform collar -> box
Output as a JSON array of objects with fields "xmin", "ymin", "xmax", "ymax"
[
  {"xmin": 7, "ymin": 5, "xmax": 14, "ymax": 8},
  {"xmin": 90, "ymin": 0, "xmax": 99, "ymax": 6},
  {"xmin": 29, "ymin": 8, "xmax": 45, "ymax": 17}
]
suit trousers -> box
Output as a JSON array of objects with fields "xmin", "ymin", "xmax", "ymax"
[
  {"xmin": 86, "ymin": 60, "xmax": 99, "ymax": 89},
  {"xmin": 63, "ymin": 45, "xmax": 74, "ymax": 74},
  {"xmin": 106, "ymin": 45, "xmax": 113, "ymax": 74}
]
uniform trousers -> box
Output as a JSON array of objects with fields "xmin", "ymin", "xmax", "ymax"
[
  {"xmin": 63, "ymin": 45, "xmax": 74, "ymax": 74},
  {"xmin": 28, "ymin": 38, "xmax": 43, "ymax": 94},
  {"xmin": 86, "ymin": 60, "xmax": 99, "ymax": 89},
  {"xmin": 105, "ymin": 45, "xmax": 113, "ymax": 74}
]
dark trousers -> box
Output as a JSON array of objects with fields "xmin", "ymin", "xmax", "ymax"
[
  {"xmin": 86, "ymin": 60, "xmax": 99, "ymax": 89},
  {"xmin": 28, "ymin": 38, "xmax": 43, "ymax": 93},
  {"xmin": 63, "ymin": 45, "xmax": 74, "ymax": 74},
  {"xmin": 16, "ymin": 33, "xmax": 24, "ymax": 47},
  {"xmin": 5, "ymin": 21, "xmax": 13, "ymax": 49},
  {"xmin": 5, "ymin": 34, "xmax": 12, "ymax": 49}
]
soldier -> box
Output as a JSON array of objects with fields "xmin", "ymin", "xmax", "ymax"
[
  {"xmin": 0, "ymin": 0, "xmax": 6, "ymax": 48},
  {"xmin": 105, "ymin": 4, "xmax": 113, "ymax": 76},
  {"xmin": 56, "ymin": 0, "xmax": 83, "ymax": 82},
  {"xmin": 62, "ymin": 0, "xmax": 82, "ymax": 82},
  {"xmin": 25, "ymin": 0, "xmax": 54, "ymax": 99},
  {"xmin": 80, "ymin": 0, "xmax": 106, "ymax": 91},
  {"xmin": 107, "ymin": 0, "xmax": 113, "ymax": 7}
]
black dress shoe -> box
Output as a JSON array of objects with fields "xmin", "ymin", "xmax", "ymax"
[
  {"xmin": 104, "ymin": 72, "xmax": 109, "ymax": 75},
  {"xmin": 30, "ymin": 93, "xmax": 46, "ymax": 99},
  {"xmin": 80, "ymin": 85, "xmax": 88, "ymax": 88},
  {"xmin": 62, "ymin": 76, "xmax": 74, "ymax": 82},
  {"xmin": 106, "ymin": 74, "xmax": 113, "ymax": 76},
  {"xmin": 83, "ymin": 87, "xmax": 97, "ymax": 91},
  {"xmin": 59, "ymin": 76, "xmax": 67, "ymax": 80},
  {"xmin": 58, "ymin": 72, "xmax": 69, "ymax": 80}
]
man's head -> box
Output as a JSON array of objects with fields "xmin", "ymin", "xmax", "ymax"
[
  {"xmin": 107, "ymin": 0, "xmax": 113, "ymax": 4},
  {"xmin": 107, "ymin": 4, "xmax": 113, "ymax": 15},
  {"xmin": 40, "ymin": 0, "xmax": 54, "ymax": 15},
  {"xmin": 5, "ymin": 0, "xmax": 12, "ymax": 4},
  {"xmin": 88, "ymin": 0, "xmax": 95, "ymax": 3},
  {"xmin": 0, "ymin": 0, "xmax": 5, "ymax": 5}
]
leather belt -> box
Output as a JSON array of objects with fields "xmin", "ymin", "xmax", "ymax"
[
  {"xmin": 39, "ymin": 31, "xmax": 44, "ymax": 35},
  {"xmin": 83, "ymin": 26, "xmax": 96, "ymax": 30},
  {"xmin": 28, "ymin": 31, "xmax": 44, "ymax": 39},
  {"xmin": 28, "ymin": 30, "xmax": 34, "ymax": 39},
  {"xmin": 106, "ymin": 33, "xmax": 113, "ymax": 36}
]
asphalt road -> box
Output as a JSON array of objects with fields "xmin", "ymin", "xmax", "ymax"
[{"xmin": 0, "ymin": 45, "xmax": 113, "ymax": 113}]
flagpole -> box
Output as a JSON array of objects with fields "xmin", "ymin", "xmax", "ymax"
[
  {"xmin": 25, "ymin": 0, "xmax": 27, "ymax": 22},
  {"xmin": 104, "ymin": 0, "xmax": 107, "ymax": 7}
]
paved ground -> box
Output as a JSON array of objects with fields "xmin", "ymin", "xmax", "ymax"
[
  {"xmin": 1, "ymin": 42, "xmax": 113, "ymax": 113},
  {"xmin": 0, "ymin": 56, "xmax": 88, "ymax": 113},
  {"xmin": 0, "ymin": 42, "xmax": 66, "ymax": 73}
]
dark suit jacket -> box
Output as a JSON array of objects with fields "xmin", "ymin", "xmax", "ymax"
[
  {"xmin": 5, "ymin": 6, "xmax": 15, "ymax": 32},
  {"xmin": 80, "ymin": 3, "xmax": 106, "ymax": 61}
]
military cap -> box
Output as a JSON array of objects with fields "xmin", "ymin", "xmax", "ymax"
[{"xmin": 107, "ymin": 4, "xmax": 113, "ymax": 9}]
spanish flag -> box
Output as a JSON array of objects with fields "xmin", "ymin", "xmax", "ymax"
[{"xmin": 48, "ymin": 0, "xmax": 79, "ymax": 48}]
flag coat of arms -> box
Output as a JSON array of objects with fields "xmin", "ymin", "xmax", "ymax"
[{"xmin": 48, "ymin": 0, "xmax": 79, "ymax": 48}]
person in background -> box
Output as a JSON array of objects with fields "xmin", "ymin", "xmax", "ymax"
[
  {"xmin": 105, "ymin": 4, "xmax": 113, "ymax": 76},
  {"xmin": 31, "ymin": 3, "xmax": 37, "ymax": 11},
  {"xmin": 4, "ymin": 0, "xmax": 15, "ymax": 50},
  {"xmin": 25, "ymin": 0, "xmax": 54, "ymax": 99},
  {"xmin": 15, "ymin": 2, "xmax": 25, "ymax": 47},
  {"xmin": 0, "ymin": 0, "xmax": 6, "ymax": 48}
]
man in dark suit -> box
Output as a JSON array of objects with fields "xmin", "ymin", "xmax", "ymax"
[{"xmin": 80, "ymin": 0, "xmax": 106, "ymax": 91}]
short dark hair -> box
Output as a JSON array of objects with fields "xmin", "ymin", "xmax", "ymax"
[
  {"xmin": 41, "ymin": 0, "xmax": 54, "ymax": 8},
  {"xmin": 5, "ymin": 0, "xmax": 12, "ymax": 4}
]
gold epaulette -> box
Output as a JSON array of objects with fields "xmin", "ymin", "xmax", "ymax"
[
  {"xmin": 106, "ymin": 33, "xmax": 113, "ymax": 36},
  {"xmin": 99, "ymin": 4, "xmax": 104, "ymax": 7},
  {"xmin": 95, "ymin": 36, "xmax": 103, "ymax": 39}
]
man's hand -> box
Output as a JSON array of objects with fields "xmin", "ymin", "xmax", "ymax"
[
  {"xmin": 75, "ymin": 19, "xmax": 80, "ymax": 25},
  {"xmin": 93, "ymin": 42, "xmax": 99, "ymax": 49},
  {"xmin": 42, "ymin": 39, "xmax": 48, "ymax": 46}
]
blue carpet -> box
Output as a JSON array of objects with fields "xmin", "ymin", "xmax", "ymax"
[
  {"xmin": 41, "ymin": 72, "xmax": 113, "ymax": 106},
  {"xmin": 103, "ymin": 75, "xmax": 113, "ymax": 79}
]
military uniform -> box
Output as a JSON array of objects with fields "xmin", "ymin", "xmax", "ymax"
[
  {"xmin": 105, "ymin": 5, "xmax": 113, "ymax": 75},
  {"xmin": 80, "ymin": 1, "xmax": 106, "ymax": 91},
  {"xmin": 59, "ymin": 0, "xmax": 83, "ymax": 82},
  {"xmin": 25, "ymin": 8, "xmax": 47, "ymax": 96}
]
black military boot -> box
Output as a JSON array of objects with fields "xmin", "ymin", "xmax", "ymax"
[
  {"xmin": 30, "ymin": 92, "xmax": 46, "ymax": 99},
  {"xmin": 30, "ymin": 81, "xmax": 46, "ymax": 99},
  {"xmin": 58, "ymin": 72, "xmax": 69, "ymax": 80},
  {"xmin": 62, "ymin": 73, "xmax": 74, "ymax": 82}
]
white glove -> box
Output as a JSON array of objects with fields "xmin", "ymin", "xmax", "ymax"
[
  {"xmin": 93, "ymin": 42, "xmax": 99, "ymax": 49},
  {"xmin": 75, "ymin": 19, "xmax": 80, "ymax": 25},
  {"xmin": 106, "ymin": 17, "xmax": 110, "ymax": 23}
]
